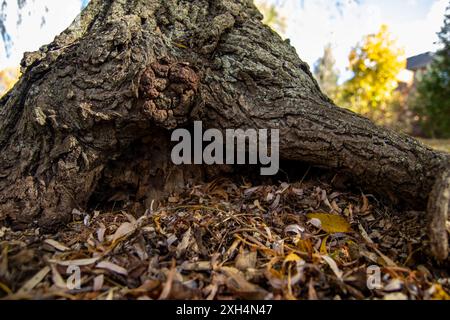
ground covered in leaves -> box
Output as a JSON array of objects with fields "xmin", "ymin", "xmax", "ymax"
[{"xmin": 1, "ymin": 177, "xmax": 449, "ymax": 300}]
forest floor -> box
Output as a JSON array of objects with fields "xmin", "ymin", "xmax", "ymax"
[{"xmin": 1, "ymin": 175, "xmax": 450, "ymax": 300}]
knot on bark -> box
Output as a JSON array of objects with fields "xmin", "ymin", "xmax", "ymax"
[{"xmin": 139, "ymin": 60, "xmax": 199, "ymax": 129}]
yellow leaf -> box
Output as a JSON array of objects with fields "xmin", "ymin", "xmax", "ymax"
[
  {"xmin": 173, "ymin": 42, "xmax": 188, "ymax": 49},
  {"xmin": 307, "ymin": 213, "xmax": 351, "ymax": 234},
  {"xmin": 0, "ymin": 281, "xmax": 12, "ymax": 295},
  {"xmin": 431, "ymin": 284, "xmax": 450, "ymax": 300},
  {"xmin": 320, "ymin": 236, "xmax": 330, "ymax": 255},
  {"xmin": 284, "ymin": 253, "xmax": 301, "ymax": 263},
  {"xmin": 297, "ymin": 239, "xmax": 313, "ymax": 254}
]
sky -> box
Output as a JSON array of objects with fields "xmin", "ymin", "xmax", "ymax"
[
  {"xmin": 0, "ymin": 0, "xmax": 86, "ymax": 69},
  {"xmin": 267, "ymin": 0, "xmax": 448, "ymax": 81},
  {"xmin": 0, "ymin": 0, "xmax": 448, "ymax": 79}
]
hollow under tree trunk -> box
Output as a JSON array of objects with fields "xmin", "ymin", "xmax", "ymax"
[{"xmin": 0, "ymin": 0, "xmax": 449, "ymax": 259}]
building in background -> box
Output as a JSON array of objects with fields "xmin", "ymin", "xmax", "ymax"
[
  {"xmin": 395, "ymin": 52, "xmax": 435, "ymax": 136},
  {"xmin": 398, "ymin": 51, "xmax": 435, "ymax": 88}
]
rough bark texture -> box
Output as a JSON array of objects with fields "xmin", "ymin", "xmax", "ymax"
[
  {"xmin": 0, "ymin": 0, "xmax": 449, "ymax": 255},
  {"xmin": 428, "ymin": 169, "xmax": 450, "ymax": 260}
]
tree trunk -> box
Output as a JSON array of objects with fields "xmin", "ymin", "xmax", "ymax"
[{"xmin": 0, "ymin": 0, "xmax": 449, "ymax": 256}]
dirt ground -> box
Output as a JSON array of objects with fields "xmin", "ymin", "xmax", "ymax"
[{"xmin": 1, "ymin": 175, "xmax": 449, "ymax": 300}]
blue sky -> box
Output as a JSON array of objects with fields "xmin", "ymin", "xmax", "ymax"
[{"xmin": 0, "ymin": 0, "xmax": 448, "ymax": 77}]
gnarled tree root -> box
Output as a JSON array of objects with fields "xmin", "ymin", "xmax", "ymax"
[
  {"xmin": 0, "ymin": 0, "xmax": 449, "ymax": 261},
  {"xmin": 428, "ymin": 169, "xmax": 450, "ymax": 261}
]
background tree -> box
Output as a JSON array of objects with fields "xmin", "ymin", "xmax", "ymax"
[
  {"xmin": 0, "ymin": 66, "xmax": 19, "ymax": 95},
  {"xmin": 314, "ymin": 44, "xmax": 340, "ymax": 101},
  {"xmin": 412, "ymin": 4, "xmax": 450, "ymax": 139},
  {"xmin": 341, "ymin": 25, "xmax": 405, "ymax": 124}
]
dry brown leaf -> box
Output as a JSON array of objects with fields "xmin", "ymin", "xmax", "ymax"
[
  {"xmin": 254, "ymin": 200, "xmax": 266, "ymax": 212},
  {"xmin": 51, "ymin": 265, "xmax": 66, "ymax": 289},
  {"xmin": 44, "ymin": 239, "xmax": 70, "ymax": 252},
  {"xmin": 159, "ymin": 260, "xmax": 176, "ymax": 300},
  {"xmin": 112, "ymin": 222, "xmax": 136, "ymax": 243},
  {"xmin": 361, "ymin": 194, "xmax": 370, "ymax": 213},
  {"xmin": 97, "ymin": 261, "xmax": 128, "ymax": 276},
  {"xmin": 97, "ymin": 223, "xmax": 106, "ymax": 243},
  {"xmin": 0, "ymin": 246, "xmax": 8, "ymax": 277},
  {"xmin": 322, "ymin": 255, "xmax": 343, "ymax": 280},
  {"xmin": 235, "ymin": 251, "xmax": 257, "ymax": 271},
  {"xmin": 48, "ymin": 256, "xmax": 100, "ymax": 266},
  {"xmin": 18, "ymin": 266, "xmax": 50, "ymax": 293},
  {"xmin": 93, "ymin": 274, "xmax": 104, "ymax": 291},
  {"xmin": 284, "ymin": 224, "xmax": 305, "ymax": 236},
  {"xmin": 221, "ymin": 267, "xmax": 268, "ymax": 300},
  {"xmin": 176, "ymin": 228, "xmax": 191, "ymax": 258}
]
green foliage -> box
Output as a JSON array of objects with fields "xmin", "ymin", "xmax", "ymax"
[
  {"xmin": 314, "ymin": 44, "xmax": 340, "ymax": 101},
  {"xmin": 412, "ymin": 6, "xmax": 450, "ymax": 139},
  {"xmin": 340, "ymin": 25, "xmax": 405, "ymax": 124}
]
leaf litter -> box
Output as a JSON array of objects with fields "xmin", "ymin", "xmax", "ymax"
[{"xmin": 0, "ymin": 177, "xmax": 449, "ymax": 300}]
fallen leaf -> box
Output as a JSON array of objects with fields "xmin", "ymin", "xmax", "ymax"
[
  {"xmin": 284, "ymin": 224, "xmax": 305, "ymax": 236},
  {"xmin": 44, "ymin": 239, "xmax": 70, "ymax": 252},
  {"xmin": 307, "ymin": 213, "xmax": 351, "ymax": 234},
  {"xmin": 384, "ymin": 292, "xmax": 408, "ymax": 300},
  {"xmin": 384, "ymin": 279, "xmax": 403, "ymax": 292},
  {"xmin": 159, "ymin": 260, "xmax": 176, "ymax": 300},
  {"xmin": 308, "ymin": 218, "xmax": 322, "ymax": 229},
  {"xmin": 430, "ymin": 284, "xmax": 450, "ymax": 300},
  {"xmin": 235, "ymin": 251, "xmax": 257, "ymax": 271},
  {"xmin": 180, "ymin": 261, "xmax": 212, "ymax": 271},
  {"xmin": 93, "ymin": 274, "xmax": 104, "ymax": 291},
  {"xmin": 0, "ymin": 246, "xmax": 8, "ymax": 277},
  {"xmin": 51, "ymin": 265, "xmax": 66, "ymax": 289},
  {"xmin": 48, "ymin": 256, "xmax": 100, "ymax": 266},
  {"xmin": 322, "ymin": 255, "xmax": 343, "ymax": 280},
  {"xmin": 320, "ymin": 236, "xmax": 330, "ymax": 255},
  {"xmin": 97, "ymin": 261, "xmax": 128, "ymax": 276},
  {"xmin": 112, "ymin": 222, "xmax": 136, "ymax": 243},
  {"xmin": 0, "ymin": 281, "xmax": 12, "ymax": 295},
  {"xmin": 97, "ymin": 223, "xmax": 106, "ymax": 243},
  {"xmin": 18, "ymin": 266, "xmax": 50, "ymax": 293},
  {"xmin": 176, "ymin": 228, "xmax": 191, "ymax": 258},
  {"xmin": 221, "ymin": 267, "xmax": 268, "ymax": 300},
  {"xmin": 254, "ymin": 200, "xmax": 266, "ymax": 212}
]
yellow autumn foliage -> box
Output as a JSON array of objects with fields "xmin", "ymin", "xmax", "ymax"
[
  {"xmin": 340, "ymin": 25, "xmax": 406, "ymax": 124},
  {"xmin": 0, "ymin": 67, "xmax": 21, "ymax": 97}
]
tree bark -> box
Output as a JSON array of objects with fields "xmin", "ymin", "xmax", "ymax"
[{"xmin": 0, "ymin": 0, "xmax": 449, "ymax": 256}]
